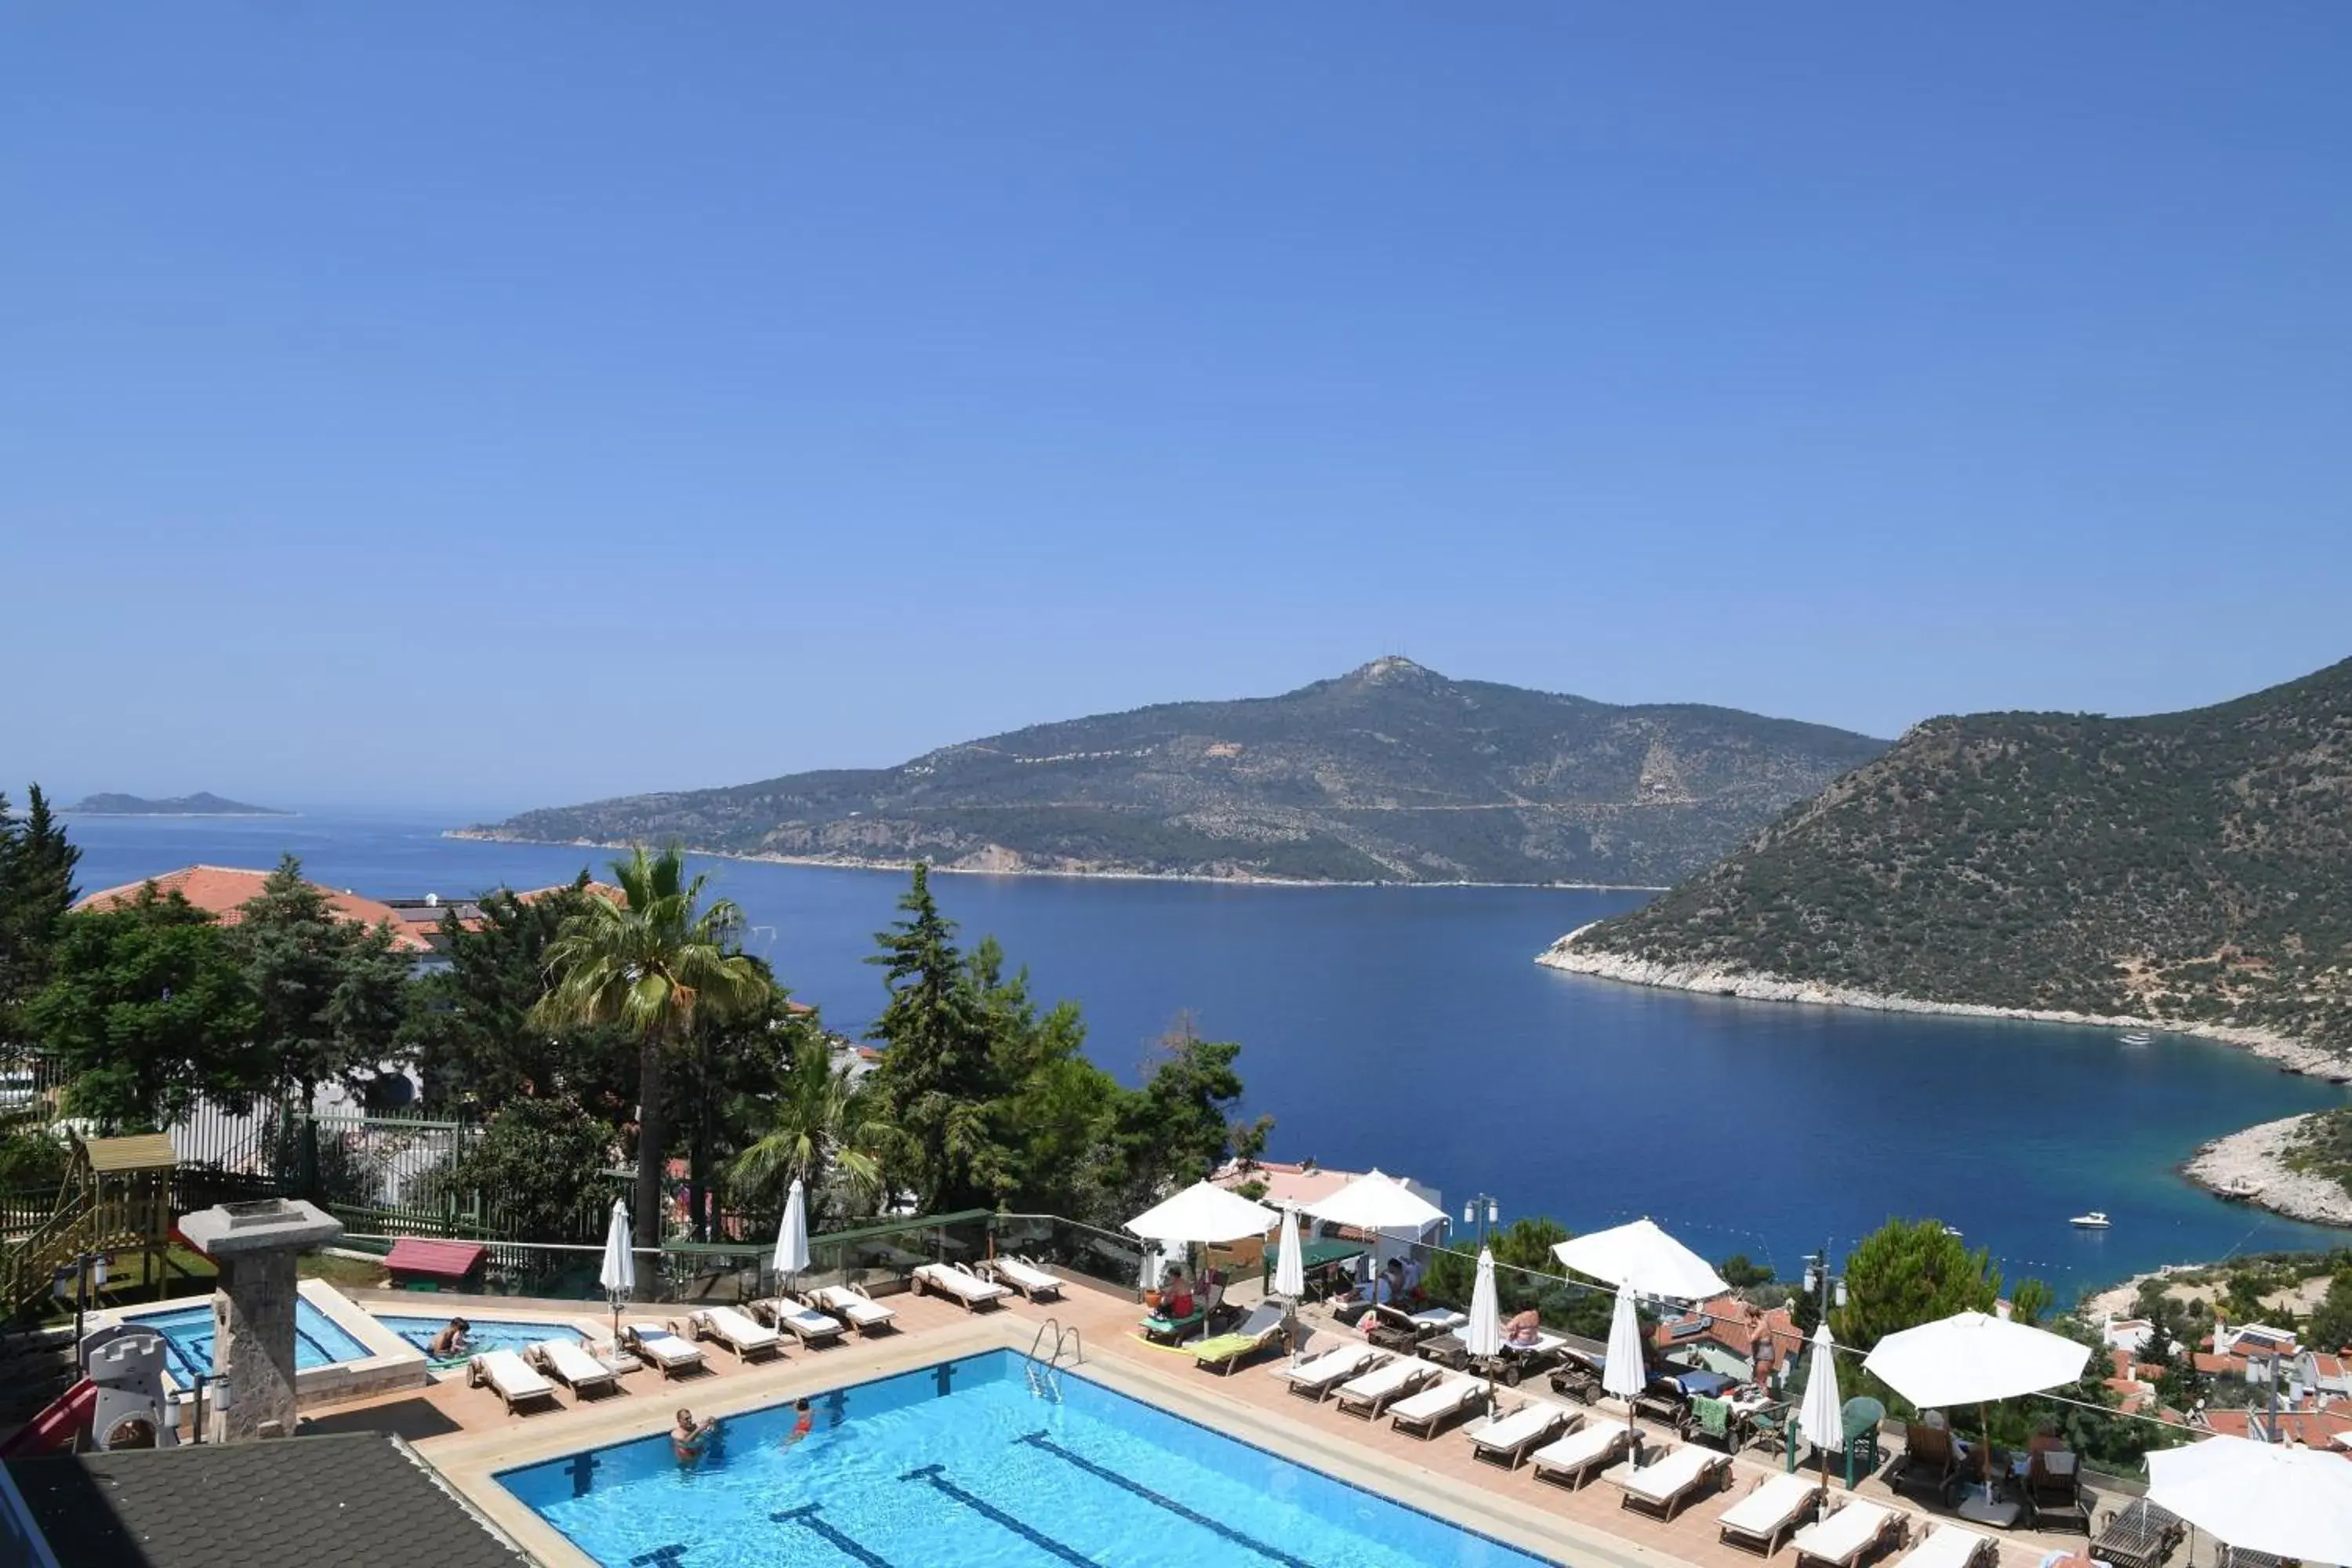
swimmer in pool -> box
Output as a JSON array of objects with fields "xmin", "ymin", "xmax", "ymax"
[
  {"xmin": 429, "ymin": 1318, "xmax": 472, "ymax": 1358},
  {"xmin": 784, "ymin": 1397, "xmax": 815, "ymax": 1449},
  {"xmin": 673, "ymin": 1408, "xmax": 719, "ymax": 1467}
]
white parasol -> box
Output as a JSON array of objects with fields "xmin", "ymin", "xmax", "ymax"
[
  {"xmin": 1603, "ymin": 1280, "xmax": 1647, "ymax": 1445},
  {"xmin": 1552, "ymin": 1218, "xmax": 1730, "ymax": 1301},
  {"xmin": 1124, "ymin": 1181, "xmax": 1279, "ymax": 1246},
  {"xmin": 772, "ymin": 1178, "xmax": 811, "ymax": 1287},
  {"xmin": 1797, "ymin": 1320, "xmax": 1844, "ymax": 1483},
  {"xmin": 1862, "ymin": 1310, "xmax": 2089, "ymax": 1501},
  {"xmin": 596, "ymin": 1198, "xmax": 634, "ymax": 1348},
  {"xmin": 1273, "ymin": 1203, "xmax": 1307, "ymax": 1303},
  {"xmin": 2147, "ymin": 1433, "xmax": 2352, "ymax": 1563}
]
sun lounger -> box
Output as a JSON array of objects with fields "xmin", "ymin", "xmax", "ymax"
[
  {"xmin": 985, "ymin": 1255, "xmax": 1065, "ymax": 1301},
  {"xmin": 1718, "ymin": 1472, "xmax": 1824, "ymax": 1556},
  {"xmin": 1607, "ymin": 1443, "xmax": 1733, "ymax": 1523},
  {"xmin": 1791, "ymin": 1499, "xmax": 1906, "ymax": 1568},
  {"xmin": 1334, "ymin": 1356, "xmax": 1436, "ymax": 1419},
  {"xmin": 1191, "ymin": 1304, "xmax": 1288, "ymax": 1375},
  {"xmin": 1531, "ymin": 1422, "xmax": 1632, "ymax": 1490},
  {"xmin": 689, "ymin": 1305, "xmax": 785, "ymax": 1362},
  {"xmin": 912, "ymin": 1261, "xmax": 1008, "ymax": 1312},
  {"xmin": 1889, "ymin": 1526, "xmax": 1998, "ymax": 1568},
  {"xmin": 524, "ymin": 1338, "xmax": 616, "ymax": 1399},
  {"xmin": 1895, "ymin": 1422, "xmax": 1965, "ymax": 1504},
  {"xmin": 2090, "ymin": 1498, "xmax": 2185, "ymax": 1568},
  {"xmin": 467, "ymin": 1348, "xmax": 558, "ymax": 1415},
  {"xmin": 1478, "ymin": 1330, "xmax": 1571, "ymax": 1386},
  {"xmin": 1468, "ymin": 1399, "xmax": 1574, "ymax": 1469},
  {"xmin": 623, "ymin": 1321, "xmax": 706, "ymax": 1379},
  {"xmin": 1280, "ymin": 1343, "xmax": 1385, "ymax": 1401},
  {"xmin": 1387, "ymin": 1374, "xmax": 1486, "ymax": 1438},
  {"xmin": 804, "ymin": 1284, "xmax": 898, "ymax": 1334},
  {"xmin": 762, "ymin": 1298, "xmax": 847, "ymax": 1348}
]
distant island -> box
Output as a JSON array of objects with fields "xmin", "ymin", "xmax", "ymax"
[
  {"xmin": 64, "ymin": 792, "xmax": 292, "ymax": 817},
  {"xmin": 1541, "ymin": 654, "xmax": 2352, "ymax": 1223},
  {"xmin": 460, "ymin": 657, "xmax": 1886, "ymax": 886}
]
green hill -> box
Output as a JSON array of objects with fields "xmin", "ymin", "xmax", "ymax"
[
  {"xmin": 467, "ymin": 658, "xmax": 1884, "ymax": 885},
  {"xmin": 1548, "ymin": 657, "xmax": 2352, "ymax": 1055},
  {"xmin": 64, "ymin": 792, "xmax": 289, "ymax": 816}
]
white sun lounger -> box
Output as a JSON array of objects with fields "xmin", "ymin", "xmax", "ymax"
[
  {"xmin": 805, "ymin": 1284, "xmax": 898, "ymax": 1334},
  {"xmin": 1334, "ymin": 1356, "xmax": 1436, "ymax": 1419},
  {"xmin": 690, "ymin": 1305, "xmax": 786, "ymax": 1362},
  {"xmin": 623, "ymin": 1322, "xmax": 706, "ymax": 1379},
  {"xmin": 1530, "ymin": 1422, "xmax": 1632, "ymax": 1490},
  {"xmin": 1468, "ymin": 1399, "xmax": 1574, "ymax": 1469},
  {"xmin": 1718, "ymin": 1472, "xmax": 1824, "ymax": 1556},
  {"xmin": 525, "ymin": 1338, "xmax": 616, "ymax": 1399},
  {"xmin": 767, "ymin": 1298, "xmax": 847, "ymax": 1348},
  {"xmin": 1606, "ymin": 1443, "xmax": 1733, "ymax": 1522},
  {"xmin": 913, "ymin": 1261, "xmax": 1009, "ymax": 1312},
  {"xmin": 1278, "ymin": 1343, "xmax": 1384, "ymax": 1401},
  {"xmin": 1388, "ymin": 1375, "xmax": 1486, "ymax": 1439},
  {"xmin": 468, "ymin": 1348, "xmax": 558, "ymax": 1414},
  {"xmin": 1791, "ymin": 1500, "xmax": 1907, "ymax": 1568},
  {"xmin": 1890, "ymin": 1525, "xmax": 1998, "ymax": 1568},
  {"xmin": 986, "ymin": 1255, "xmax": 1065, "ymax": 1301}
]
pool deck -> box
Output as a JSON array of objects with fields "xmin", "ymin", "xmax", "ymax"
[{"xmin": 309, "ymin": 1281, "xmax": 2111, "ymax": 1568}]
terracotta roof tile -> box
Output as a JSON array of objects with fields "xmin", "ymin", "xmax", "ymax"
[{"xmin": 75, "ymin": 866, "xmax": 433, "ymax": 953}]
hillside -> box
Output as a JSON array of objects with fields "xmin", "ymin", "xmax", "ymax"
[
  {"xmin": 466, "ymin": 659, "xmax": 1885, "ymax": 885},
  {"xmin": 64, "ymin": 792, "xmax": 289, "ymax": 816},
  {"xmin": 1547, "ymin": 657, "xmax": 2352, "ymax": 1056}
]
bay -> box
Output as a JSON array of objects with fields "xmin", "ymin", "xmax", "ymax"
[{"xmin": 67, "ymin": 810, "xmax": 2351, "ymax": 1298}]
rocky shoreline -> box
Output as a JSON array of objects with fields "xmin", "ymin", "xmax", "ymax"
[{"xmin": 1538, "ymin": 924, "xmax": 2352, "ymax": 1229}]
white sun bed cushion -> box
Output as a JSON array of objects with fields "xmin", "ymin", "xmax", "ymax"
[
  {"xmin": 994, "ymin": 1257, "xmax": 1062, "ymax": 1293},
  {"xmin": 916, "ymin": 1262, "xmax": 1007, "ymax": 1302},
  {"xmin": 1390, "ymin": 1375, "xmax": 1483, "ymax": 1423},
  {"xmin": 1614, "ymin": 1444, "xmax": 1719, "ymax": 1503},
  {"xmin": 1532, "ymin": 1423, "xmax": 1625, "ymax": 1475},
  {"xmin": 1893, "ymin": 1526, "xmax": 1994, "ymax": 1568},
  {"xmin": 532, "ymin": 1339, "xmax": 609, "ymax": 1386},
  {"xmin": 809, "ymin": 1286, "xmax": 895, "ymax": 1327},
  {"xmin": 1470, "ymin": 1401, "xmax": 1566, "ymax": 1453},
  {"xmin": 776, "ymin": 1301, "xmax": 844, "ymax": 1338},
  {"xmin": 699, "ymin": 1305, "xmax": 782, "ymax": 1349},
  {"xmin": 1791, "ymin": 1501, "xmax": 1900, "ymax": 1566},
  {"xmin": 628, "ymin": 1323, "xmax": 702, "ymax": 1364},
  {"xmin": 1721, "ymin": 1474, "xmax": 1821, "ymax": 1537},
  {"xmin": 1279, "ymin": 1344, "xmax": 1381, "ymax": 1389},
  {"xmin": 474, "ymin": 1349, "xmax": 554, "ymax": 1402},
  {"xmin": 1410, "ymin": 1307, "xmax": 1468, "ymax": 1330},
  {"xmin": 1338, "ymin": 1358, "xmax": 1427, "ymax": 1401}
]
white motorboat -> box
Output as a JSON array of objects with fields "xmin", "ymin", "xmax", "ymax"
[
  {"xmin": 2119, "ymin": 1032, "xmax": 2152, "ymax": 1046},
  {"xmin": 2071, "ymin": 1211, "xmax": 2112, "ymax": 1229}
]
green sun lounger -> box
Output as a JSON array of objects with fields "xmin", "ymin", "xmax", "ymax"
[
  {"xmin": 1189, "ymin": 1305, "xmax": 1287, "ymax": 1373},
  {"xmin": 1142, "ymin": 1304, "xmax": 1209, "ymax": 1344}
]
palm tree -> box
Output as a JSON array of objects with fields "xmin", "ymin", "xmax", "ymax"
[
  {"xmin": 728, "ymin": 1034, "xmax": 892, "ymax": 1226},
  {"xmin": 531, "ymin": 844, "xmax": 771, "ymax": 1245}
]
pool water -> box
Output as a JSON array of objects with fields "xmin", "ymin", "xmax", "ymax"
[
  {"xmin": 501, "ymin": 1350, "xmax": 1559, "ymax": 1568},
  {"xmin": 130, "ymin": 1301, "xmax": 374, "ymax": 1385},
  {"xmin": 373, "ymin": 1313, "xmax": 585, "ymax": 1362}
]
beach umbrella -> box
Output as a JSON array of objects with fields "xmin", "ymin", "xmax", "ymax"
[
  {"xmin": 1302, "ymin": 1170, "xmax": 1449, "ymax": 1232},
  {"xmin": 1552, "ymin": 1218, "xmax": 1730, "ymax": 1301},
  {"xmin": 1603, "ymin": 1281, "xmax": 1647, "ymax": 1446},
  {"xmin": 597, "ymin": 1198, "xmax": 634, "ymax": 1348},
  {"xmin": 1862, "ymin": 1311, "xmax": 2089, "ymax": 1500},
  {"xmin": 1465, "ymin": 1247, "xmax": 1503, "ymax": 1407},
  {"xmin": 1273, "ymin": 1203, "xmax": 1307, "ymax": 1305},
  {"xmin": 1123, "ymin": 1181, "xmax": 1279, "ymax": 1246},
  {"xmin": 1797, "ymin": 1320, "xmax": 1844, "ymax": 1486},
  {"xmin": 772, "ymin": 1178, "xmax": 811, "ymax": 1291},
  {"xmin": 2147, "ymin": 1433, "xmax": 2352, "ymax": 1563}
]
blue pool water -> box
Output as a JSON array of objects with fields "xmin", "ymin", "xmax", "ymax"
[
  {"xmin": 501, "ymin": 1350, "xmax": 1559, "ymax": 1568},
  {"xmin": 130, "ymin": 1301, "xmax": 374, "ymax": 1385},
  {"xmin": 373, "ymin": 1312, "xmax": 585, "ymax": 1362}
]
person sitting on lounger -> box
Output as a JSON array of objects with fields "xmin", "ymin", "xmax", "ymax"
[
  {"xmin": 1164, "ymin": 1273, "xmax": 1196, "ymax": 1320},
  {"xmin": 429, "ymin": 1318, "xmax": 472, "ymax": 1358},
  {"xmin": 1504, "ymin": 1308, "xmax": 1543, "ymax": 1348},
  {"xmin": 673, "ymin": 1408, "xmax": 719, "ymax": 1467}
]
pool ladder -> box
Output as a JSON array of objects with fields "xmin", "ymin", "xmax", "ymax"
[{"xmin": 1025, "ymin": 1319, "xmax": 1083, "ymax": 1401}]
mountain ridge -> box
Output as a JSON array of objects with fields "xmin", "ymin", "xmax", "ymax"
[
  {"xmin": 64, "ymin": 791, "xmax": 290, "ymax": 817},
  {"xmin": 468, "ymin": 659, "xmax": 1886, "ymax": 885}
]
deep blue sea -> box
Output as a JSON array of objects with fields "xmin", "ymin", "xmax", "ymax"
[{"xmin": 67, "ymin": 810, "xmax": 2351, "ymax": 1298}]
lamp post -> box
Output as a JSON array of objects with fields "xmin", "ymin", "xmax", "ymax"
[{"xmin": 1462, "ymin": 1195, "xmax": 1500, "ymax": 1250}]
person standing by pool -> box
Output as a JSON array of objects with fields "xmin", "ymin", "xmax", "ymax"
[
  {"xmin": 783, "ymin": 1397, "xmax": 815, "ymax": 1450},
  {"xmin": 673, "ymin": 1408, "xmax": 719, "ymax": 1467}
]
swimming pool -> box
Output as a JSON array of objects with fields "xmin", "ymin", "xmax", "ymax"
[
  {"xmin": 131, "ymin": 1301, "xmax": 375, "ymax": 1386},
  {"xmin": 372, "ymin": 1312, "xmax": 585, "ymax": 1362},
  {"xmin": 500, "ymin": 1349, "xmax": 1560, "ymax": 1567}
]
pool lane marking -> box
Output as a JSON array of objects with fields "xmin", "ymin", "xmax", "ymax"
[
  {"xmin": 771, "ymin": 1505, "xmax": 895, "ymax": 1568},
  {"xmin": 1015, "ymin": 1432, "xmax": 1314, "ymax": 1568},
  {"xmin": 898, "ymin": 1464, "xmax": 1101, "ymax": 1568},
  {"xmin": 626, "ymin": 1548, "xmax": 688, "ymax": 1567}
]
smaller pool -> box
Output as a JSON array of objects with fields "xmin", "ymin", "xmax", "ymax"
[
  {"xmin": 372, "ymin": 1312, "xmax": 585, "ymax": 1363},
  {"xmin": 130, "ymin": 1301, "xmax": 375, "ymax": 1385}
]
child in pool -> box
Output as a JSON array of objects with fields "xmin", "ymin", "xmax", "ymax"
[{"xmin": 784, "ymin": 1397, "xmax": 815, "ymax": 1449}]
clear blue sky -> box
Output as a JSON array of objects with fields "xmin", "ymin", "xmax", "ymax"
[{"xmin": 5, "ymin": 4, "xmax": 2347, "ymax": 813}]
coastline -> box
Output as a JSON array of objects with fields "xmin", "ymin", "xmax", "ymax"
[
  {"xmin": 441, "ymin": 829, "xmax": 1671, "ymax": 893},
  {"xmin": 1538, "ymin": 924, "xmax": 2352, "ymax": 1230}
]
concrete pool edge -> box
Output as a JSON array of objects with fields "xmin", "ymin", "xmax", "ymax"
[
  {"xmin": 100, "ymin": 1279, "xmax": 430, "ymax": 1409},
  {"xmin": 416, "ymin": 1315, "xmax": 1674, "ymax": 1568}
]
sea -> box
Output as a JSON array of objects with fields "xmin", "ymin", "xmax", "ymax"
[{"xmin": 65, "ymin": 809, "xmax": 2352, "ymax": 1300}]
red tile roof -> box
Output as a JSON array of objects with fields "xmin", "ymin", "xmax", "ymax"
[
  {"xmin": 2200, "ymin": 1407, "xmax": 2352, "ymax": 1448},
  {"xmin": 75, "ymin": 866, "xmax": 432, "ymax": 952},
  {"xmin": 1653, "ymin": 1295, "xmax": 1804, "ymax": 1369}
]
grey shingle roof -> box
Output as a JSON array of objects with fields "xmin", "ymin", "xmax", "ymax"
[{"xmin": 5, "ymin": 1432, "xmax": 534, "ymax": 1568}]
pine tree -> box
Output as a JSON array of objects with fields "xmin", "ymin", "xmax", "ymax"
[
  {"xmin": 233, "ymin": 854, "xmax": 411, "ymax": 1104},
  {"xmin": 866, "ymin": 866, "xmax": 1001, "ymax": 1211},
  {"xmin": 0, "ymin": 784, "xmax": 81, "ymax": 1028}
]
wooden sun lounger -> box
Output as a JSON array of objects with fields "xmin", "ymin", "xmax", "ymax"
[
  {"xmin": 1388, "ymin": 1375, "xmax": 1486, "ymax": 1439},
  {"xmin": 1889, "ymin": 1526, "xmax": 1998, "ymax": 1568},
  {"xmin": 1281, "ymin": 1344, "xmax": 1385, "ymax": 1401},
  {"xmin": 1468, "ymin": 1399, "xmax": 1574, "ymax": 1470},
  {"xmin": 912, "ymin": 1261, "xmax": 1009, "ymax": 1312},
  {"xmin": 1607, "ymin": 1444, "xmax": 1733, "ymax": 1523},
  {"xmin": 1334, "ymin": 1357, "xmax": 1436, "ymax": 1419},
  {"xmin": 1531, "ymin": 1423, "xmax": 1632, "ymax": 1490},
  {"xmin": 985, "ymin": 1255, "xmax": 1065, "ymax": 1301},
  {"xmin": 525, "ymin": 1338, "xmax": 617, "ymax": 1399},
  {"xmin": 468, "ymin": 1349, "xmax": 558, "ymax": 1415},
  {"xmin": 1717, "ymin": 1472, "xmax": 1824, "ymax": 1556},
  {"xmin": 2091, "ymin": 1498, "xmax": 2185, "ymax": 1568},
  {"xmin": 1791, "ymin": 1501, "xmax": 1907, "ymax": 1568}
]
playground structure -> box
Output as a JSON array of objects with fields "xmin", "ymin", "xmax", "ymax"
[{"xmin": 0, "ymin": 1132, "xmax": 180, "ymax": 1326}]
